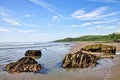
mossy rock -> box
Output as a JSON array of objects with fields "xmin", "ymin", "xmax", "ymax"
[
  {"xmin": 6, "ymin": 57, "xmax": 42, "ymax": 73},
  {"xmin": 62, "ymin": 50, "xmax": 100, "ymax": 68},
  {"xmin": 83, "ymin": 44, "xmax": 116, "ymax": 55}
]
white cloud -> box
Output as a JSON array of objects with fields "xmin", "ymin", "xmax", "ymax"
[
  {"xmin": 90, "ymin": 25, "xmax": 118, "ymax": 30},
  {"xmin": 29, "ymin": 0, "xmax": 65, "ymax": 18},
  {"xmin": 0, "ymin": 27, "xmax": 9, "ymax": 32},
  {"xmin": 14, "ymin": 29, "xmax": 37, "ymax": 33},
  {"xmin": 80, "ymin": 21, "xmax": 105, "ymax": 27},
  {"xmin": 0, "ymin": 7, "xmax": 21, "ymax": 26},
  {"xmin": 69, "ymin": 18, "xmax": 120, "ymax": 28},
  {"xmin": 2, "ymin": 18, "xmax": 21, "ymax": 26},
  {"xmin": 0, "ymin": 7, "xmax": 37, "ymax": 27},
  {"xmin": 24, "ymin": 14, "xmax": 34, "ymax": 18},
  {"xmin": 52, "ymin": 16, "xmax": 59, "ymax": 20},
  {"xmin": 30, "ymin": 0, "xmax": 56, "ymax": 12},
  {"xmin": 71, "ymin": 6, "xmax": 117, "ymax": 20},
  {"xmin": 86, "ymin": 0, "xmax": 119, "ymax": 3},
  {"xmin": 13, "ymin": 29, "xmax": 48, "ymax": 36},
  {"xmin": 80, "ymin": 18, "xmax": 120, "ymax": 27},
  {"xmin": 80, "ymin": 23, "xmax": 92, "ymax": 26},
  {"xmin": 70, "ymin": 24, "xmax": 80, "ymax": 28}
]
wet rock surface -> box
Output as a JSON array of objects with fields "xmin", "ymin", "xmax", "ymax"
[
  {"xmin": 25, "ymin": 50, "xmax": 42, "ymax": 56},
  {"xmin": 82, "ymin": 44, "xmax": 116, "ymax": 55},
  {"xmin": 6, "ymin": 57, "xmax": 42, "ymax": 73},
  {"xmin": 62, "ymin": 50, "xmax": 100, "ymax": 68}
]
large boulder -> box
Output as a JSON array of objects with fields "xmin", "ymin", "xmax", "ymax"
[
  {"xmin": 82, "ymin": 44, "xmax": 116, "ymax": 55},
  {"xmin": 62, "ymin": 50, "xmax": 100, "ymax": 68},
  {"xmin": 25, "ymin": 50, "xmax": 42, "ymax": 56},
  {"xmin": 6, "ymin": 57, "xmax": 42, "ymax": 73}
]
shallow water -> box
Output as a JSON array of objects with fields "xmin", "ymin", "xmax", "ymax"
[{"xmin": 0, "ymin": 42, "xmax": 118, "ymax": 80}]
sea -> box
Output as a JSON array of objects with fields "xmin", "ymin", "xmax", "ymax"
[
  {"xmin": 0, "ymin": 42, "xmax": 73, "ymax": 71},
  {"xmin": 0, "ymin": 42, "xmax": 117, "ymax": 80}
]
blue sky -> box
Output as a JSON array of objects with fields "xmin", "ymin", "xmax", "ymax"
[{"xmin": 0, "ymin": 0, "xmax": 120, "ymax": 42}]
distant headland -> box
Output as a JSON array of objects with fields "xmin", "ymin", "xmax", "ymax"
[{"xmin": 55, "ymin": 33, "xmax": 120, "ymax": 42}]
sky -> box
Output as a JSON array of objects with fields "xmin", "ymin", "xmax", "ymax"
[{"xmin": 0, "ymin": 0, "xmax": 120, "ymax": 42}]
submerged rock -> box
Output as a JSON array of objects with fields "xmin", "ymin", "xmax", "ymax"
[
  {"xmin": 6, "ymin": 57, "xmax": 42, "ymax": 73},
  {"xmin": 25, "ymin": 50, "xmax": 42, "ymax": 56},
  {"xmin": 82, "ymin": 44, "xmax": 116, "ymax": 55},
  {"xmin": 62, "ymin": 50, "xmax": 100, "ymax": 68}
]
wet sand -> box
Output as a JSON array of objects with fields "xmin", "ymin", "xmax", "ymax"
[
  {"xmin": 1, "ymin": 56, "xmax": 120, "ymax": 80},
  {"xmin": 0, "ymin": 42, "xmax": 120, "ymax": 80},
  {"xmin": 70, "ymin": 42, "xmax": 120, "ymax": 80}
]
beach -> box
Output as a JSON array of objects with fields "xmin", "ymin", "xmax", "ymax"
[
  {"xmin": 70, "ymin": 42, "xmax": 120, "ymax": 53},
  {"xmin": 1, "ymin": 0, "xmax": 120, "ymax": 79},
  {"xmin": 70, "ymin": 42, "xmax": 120, "ymax": 80},
  {"xmin": 0, "ymin": 42, "xmax": 120, "ymax": 80}
]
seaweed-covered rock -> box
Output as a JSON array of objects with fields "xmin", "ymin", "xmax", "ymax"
[
  {"xmin": 25, "ymin": 50, "xmax": 42, "ymax": 56},
  {"xmin": 83, "ymin": 44, "xmax": 116, "ymax": 55},
  {"xmin": 6, "ymin": 57, "xmax": 42, "ymax": 73},
  {"xmin": 62, "ymin": 50, "xmax": 99, "ymax": 68}
]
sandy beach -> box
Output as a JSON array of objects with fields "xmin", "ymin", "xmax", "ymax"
[
  {"xmin": 1, "ymin": 0, "xmax": 120, "ymax": 79},
  {"xmin": 0, "ymin": 42, "xmax": 120, "ymax": 80},
  {"xmin": 70, "ymin": 42, "xmax": 120, "ymax": 80}
]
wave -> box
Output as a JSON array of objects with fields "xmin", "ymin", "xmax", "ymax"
[{"xmin": 0, "ymin": 42, "xmax": 68, "ymax": 50}]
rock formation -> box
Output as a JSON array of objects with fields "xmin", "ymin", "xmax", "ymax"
[
  {"xmin": 62, "ymin": 50, "xmax": 100, "ymax": 68},
  {"xmin": 82, "ymin": 44, "xmax": 116, "ymax": 55},
  {"xmin": 25, "ymin": 50, "xmax": 42, "ymax": 56},
  {"xmin": 6, "ymin": 57, "xmax": 42, "ymax": 73}
]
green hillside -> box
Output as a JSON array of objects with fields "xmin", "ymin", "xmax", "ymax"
[{"xmin": 55, "ymin": 33, "xmax": 120, "ymax": 42}]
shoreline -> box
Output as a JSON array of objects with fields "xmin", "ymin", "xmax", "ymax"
[
  {"xmin": 70, "ymin": 42, "xmax": 120, "ymax": 53},
  {"xmin": 69, "ymin": 42, "xmax": 120, "ymax": 80},
  {"xmin": 0, "ymin": 42, "xmax": 120, "ymax": 80}
]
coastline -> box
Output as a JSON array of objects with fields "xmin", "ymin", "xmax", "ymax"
[
  {"xmin": 70, "ymin": 42, "xmax": 120, "ymax": 53},
  {"xmin": 69, "ymin": 42, "xmax": 120, "ymax": 80},
  {"xmin": 0, "ymin": 42, "xmax": 120, "ymax": 80}
]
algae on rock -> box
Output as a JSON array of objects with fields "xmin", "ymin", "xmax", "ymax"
[
  {"xmin": 62, "ymin": 50, "xmax": 100, "ymax": 68},
  {"xmin": 82, "ymin": 44, "xmax": 116, "ymax": 55}
]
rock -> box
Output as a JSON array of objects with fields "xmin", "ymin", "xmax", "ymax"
[
  {"xmin": 25, "ymin": 50, "xmax": 42, "ymax": 56},
  {"xmin": 62, "ymin": 50, "xmax": 100, "ymax": 68},
  {"xmin": 83, "ymin": 44, "xmax": 116, "ymax": 55},
  {"xmin": 6, "ymin": 57, "xmax": 42, "ymax": 73}
]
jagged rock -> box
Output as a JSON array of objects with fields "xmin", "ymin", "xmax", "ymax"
[
  {"xmin": 25, "ymin": 50, "xmax": 42, "ymax": 56},
  {"xmin": 82, "ymin": 44, "xmax": 116, "ymax": 55},
  {"xmin": 62, "ymin": 50, "xmax": 100, "ymax": 68},
  {"xmin": 6, "ymin": 57, "xmax": 42, "ymax": 73}
]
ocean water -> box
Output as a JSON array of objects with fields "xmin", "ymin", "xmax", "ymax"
[
  {"xmin": 0, "ymin": 42, "xmax": 117, "ymax": 80},
  {"xmin": 0, "ymin": 42, "xmax": 73, "ymax": 71}
]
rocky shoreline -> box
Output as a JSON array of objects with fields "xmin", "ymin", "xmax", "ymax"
[
  {"xmin": 5, "ymin": 50, "xmax": 42, "ymax": 73},
  {"xmin": 5, "ymin": 43, "xmax": 117, "ymax": 73},
  {"xmin": 70, "ymin": 42, "xmax": 120, "ymax": 53},
  {"xmin": 62, "ymin": 44, "xmax": 116, "ymax": 68},
  {"xmin": 2, "ymin": 42, "xmax": 120, "ymax": 80},
  {"xmin": 67, "ymin": 42, "xmax": 120, "ymax": 80}
]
